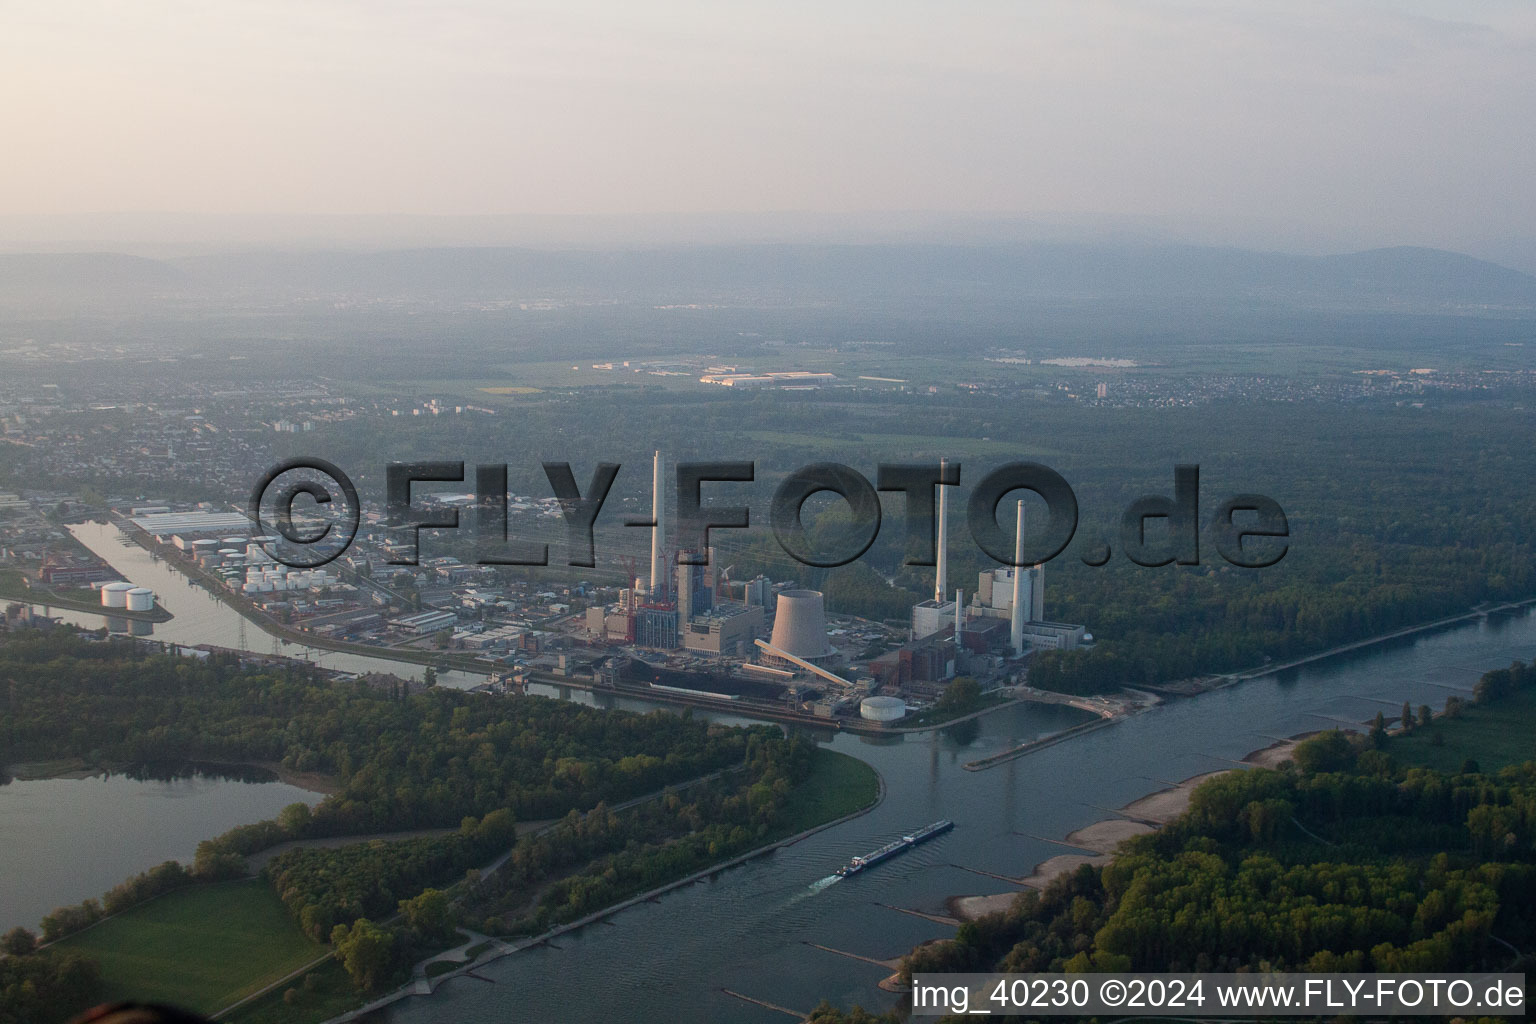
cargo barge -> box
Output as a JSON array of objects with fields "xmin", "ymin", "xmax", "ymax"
[{"xmin": 835, "ymin": 820, "xmax": 954, "ymax": 876}]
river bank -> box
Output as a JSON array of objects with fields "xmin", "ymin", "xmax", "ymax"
[
  {"xmin": 947, "ymin": 737, "xmax": 1303, "ymax": 922},
  {"xmin": 3, "ymin": 756, "xmax": 338, "ymax": 796},
  {"xmin": 1153, "ymin": 598, "xmax": 1536, "ymax": 698}
]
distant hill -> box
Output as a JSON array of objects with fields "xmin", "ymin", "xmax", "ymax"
[
  {"xmin": 0, "ymin": 252, "xmax": 190, "ymax": 303},
  {"xmin": 2, "ymin": 243, "xmax": 1534, "ymax": 312},
  {"xmin": 176, "ymin": 243, "xmax": 1536, "ymax": 310},
  {"xmin": 1320, "ymin": 246, "xmax": 1536, "ymax": 307}
]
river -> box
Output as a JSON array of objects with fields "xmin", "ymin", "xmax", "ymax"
[
  {"xmin": 382, "ymin": 607, "xmax": 1536, "ymax": 1024},
  {"xmin": 46, "ymin": 522, "xmax": 487, "ymax": 688}
]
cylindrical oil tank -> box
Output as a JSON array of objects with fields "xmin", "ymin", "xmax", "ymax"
[
  {"xmin": 860, "ymin": 695, "xmax": 907, "ymax": 722},
  {"xmin": 125, "ymin": 587, "xmax": 154, "ymax": 612},
  {"xmin": 101, "ymin": 581, "xmax": 134, "ymax": 608}
]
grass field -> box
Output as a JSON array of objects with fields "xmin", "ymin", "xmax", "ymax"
[
  {"xmin": 1388, "ymin": 688, "xmax": 1536, "ymax": 774},
  {"xmin": 778, "ymin": 748, "xmax": 880, "ymax": 833},
  {"xmin": 56, "ymin": 880, "xmax": 325, "ymax": 1017}
]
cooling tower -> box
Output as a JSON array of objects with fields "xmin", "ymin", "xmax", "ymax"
[{"xmin": 769, "ymin": 589, "xmax": 833, "ymax": 660}]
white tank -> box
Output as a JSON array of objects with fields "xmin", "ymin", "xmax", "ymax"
[
  {"xmin": 101, "ymin": 581, "xmax": 134, "ymax": 608},
  {"xmin": 222, "ymin": 537, "xmax": 246, "ymax": 546},
  {"xmin": 257, "ymin": 581, "xmax": 273, "ymax": 592},
  {"xmin": 242, "ymin": 582, "xmax": 259, "ymax": 594},
  {"xmin": 125, "ymin": 587, "xmax": 154, "ymax": 612},
  {"xmin": 860, "ymin": 695, "xmax": 907, "ymax": 723}
]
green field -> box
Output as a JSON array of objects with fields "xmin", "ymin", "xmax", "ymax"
[
  {"xmin": 1388, "ymin": 688, "xmax": 1536, "ymax": 773},
  {"xmin": 56, "ymin": 880, "xmax": 325, "ymax": 1018},
  {"xmin": 778, "ymin": 748, "xmax": 880, "ymax": 833}
]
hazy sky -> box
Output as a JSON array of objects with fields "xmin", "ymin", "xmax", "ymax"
[{"xmin": 3, "ymin": 1, "xmax": 1534, "ymax": 251}]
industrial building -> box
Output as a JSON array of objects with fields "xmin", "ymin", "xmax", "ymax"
[
  {"xmin": 680, "ymin": 603, "xmax": 764, "ymax": 655},
  {"xmin": 698, "ymin": 371, "xmax": 837, "ymax": 388},
  {"xmin": 911, "ymin": 459, "xmax": 959, "ymax": 641},
  {"xmin": 129, "ymin": 510, "xmax": 253, "ymax": 537},
  {"xmin": 964, "ymin": 502, "xmax": 1086, "ymax": 652},
  {"xmin": 583, "ymin": 450, "xmax": 768, "ymax": 658},
  {"xmin": 885, "ymin": 497, "xmax": 1091, "ymax": 704},
  {"xmin": 390, "ymin": 610, "xmax": 458, "ymax": 634}
]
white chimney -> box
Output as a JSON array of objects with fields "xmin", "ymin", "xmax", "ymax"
[
  {"xmin": 650, "ymin": 450, "xmax": 665, "ymax": 596},
  {"xmin": 935, "ymin": 458, "xmax": 949, "ymax": 604},
  {"xmin": 1011, "ymin": 500, "xmax": 1026, "ymax": 656}
]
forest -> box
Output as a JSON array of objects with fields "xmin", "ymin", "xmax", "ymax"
[
  {"xmin": 0, "ymin": 628, "xmax": 753, "ymax": 836},
  {"xmin": 808, "ymin": 662, "xmax": 1536, "ymax": 1022},
  {"xmin": 0, "ymin": 629, "xmax": 868, "ymax": 1015}
]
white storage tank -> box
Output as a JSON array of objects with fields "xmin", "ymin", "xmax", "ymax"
[
  {"xmin": 101, "ymin": 582, "xmax": 134, "ymax": 608},
  {"xmin": 257, "ymin": 581, "xmax": 274, "ymax": 593},
  {"xmin": 242, "ymin": 582, "xmax": 259, "ymax": 594},
  {"xmin": 125, "ymin": 587, "xmax": 154, "ymax": 612},
  {"xmin": 860, "ymin": 695, "xmax": 907, "ymax": 723}
]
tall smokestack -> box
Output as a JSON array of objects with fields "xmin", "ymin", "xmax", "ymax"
[
  {"xmin": 935, "ymin": 458, "xmax": 949, "ymax": 603},
  {"xmin": 1033, "ymin": 559, "xmax": 1044, "ymax": 624},
  {"xmin": 954, "ymin": 588, "xmax": 963, "ymax": 645},
  {"xmin": 650, "ymin": 450, "xmax": 664, "ymax": 596},
  {"xmin": 1011, "ymin": 500, "xmax": 1026, "ymax": 656}
]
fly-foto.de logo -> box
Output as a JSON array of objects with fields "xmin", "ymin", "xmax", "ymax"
[{"xmin": 249, "ymin": 457, "xmax": 1288, "ymax": 571}]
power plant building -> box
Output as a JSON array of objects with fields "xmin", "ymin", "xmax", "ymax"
[
  {"xmin": 911, "ymin": 461, "xmax": 958, "ymax": 640},
  {"xmin": 634, "ymin": 606, "xmax": 679, "ymax": 649},
  {"xmin": 947, "ymin": 502, "xmax": 1087, "ymax": 654},
  {"xmin": 680, "ymin": 603, "xmax": 763, "ymax": 656}
]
